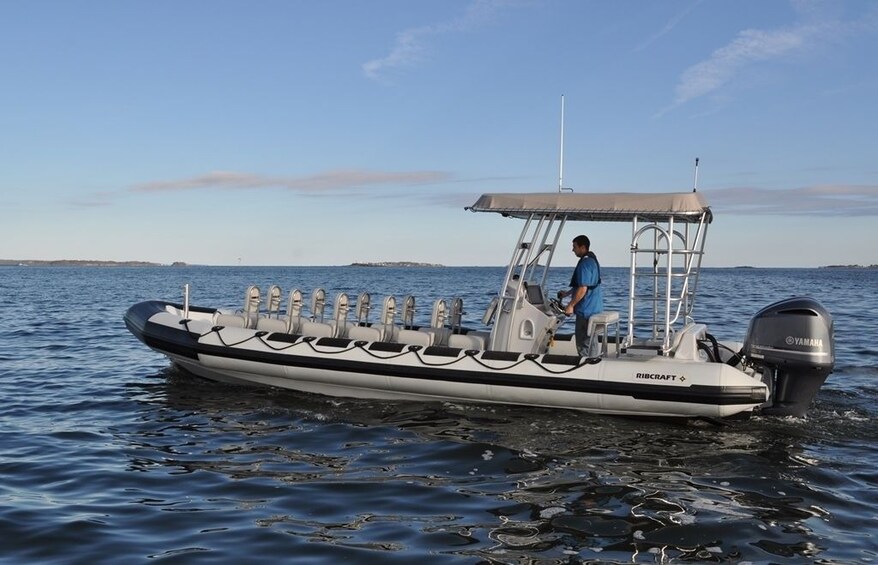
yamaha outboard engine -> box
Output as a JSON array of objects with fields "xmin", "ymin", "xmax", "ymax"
[{"xmin": 742, "ymin": 297, "xmax": 834, "ymax": 417}]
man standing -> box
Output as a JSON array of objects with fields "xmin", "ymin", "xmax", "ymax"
[{"xmin": 558, "ymin": 235, "xmax": 604, "ymax": 357}]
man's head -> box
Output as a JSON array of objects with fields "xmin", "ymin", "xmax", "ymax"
[{"xmin": 571, "ymin": 235, "xmax": 590, "ymax": 258}]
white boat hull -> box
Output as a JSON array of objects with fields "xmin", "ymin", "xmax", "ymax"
[{"xmin": 125, "ymin": 301, "xmax": 769, "ymax": 418}]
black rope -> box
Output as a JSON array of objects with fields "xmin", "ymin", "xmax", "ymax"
[
  {"xmin": 465, "ymin": 352, "xmax": 529, "ymax": 372},
  {"xmin": 411, "ymin": 349, "xmax": 470, "ymax": 368},
  {"xmin": 527, "ymin": 355, "xmax": 602, "ymax": 375},
  {"xmin": 207, "ymin": 325, "xmax": 265, "ymax": 348},
  {"xmin": 354, "ymin": 342, "xmax": 418, "ymax": 361},
  {"xmin": 195, "ymin": 323, "xmax": 606, "ymax": 376},
  {"xmin": 298, "ymin": 337, "xmax": 362, "ymax": 356}
]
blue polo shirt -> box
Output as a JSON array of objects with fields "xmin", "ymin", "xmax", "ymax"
[{"xmin": 570, "ymin": 253, "xmax": 603, "ymax": 318}]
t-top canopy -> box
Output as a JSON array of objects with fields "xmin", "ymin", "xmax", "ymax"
[{"xmin": 466, "ymin": 191, "xmax": 712, "ymax": 223}]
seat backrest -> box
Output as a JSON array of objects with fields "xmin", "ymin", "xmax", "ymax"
[
  {"xmin": 297, "ymin": 288, "xmax": 333, "ymax": 338},
  {"xmin": 381, "ymin": 295, "xmax": 398, "ymax": 342},
  {"xmin": 256, "ymin": 285, "xmax": 293, "ymax": 333},
  {"xmin": 215, "ymin": 285, "xmax": 260, "ymax": 328},
  {"xmin": 333, "ymin": 292, "xmax": 350, "ymax": 337},
  {"xmin": 265, "ymin": 285, "xmax": 282, "ymax": 318},
  {"xmin": 243, "ymin": 285, "xmax": 260, "ymax": 328},
  {"xmin": 401, "ymin": 295, "xmax": 416, "ymax": 329},
  {"xmin": 422, "ymin": 298, "xmax": 450, "ymax": 346},
  {"xmin": 431, "ymin": 299, "xmax": 447, "ymax": 329},
  {"xmin": 381, "ymin": 295, "xmax": 397, "ymax": 325},
  {"xmin": 449, "ymin": 297, "xmax": 464, "ymax": 333},
  {"xmin": 310, "ymin": 288, "xmax": 326, "ymax": 322},
  {"xmin": 355, "ymin": 292, "xmax": 372, "ymax": 325},
  {"xmin": 286, "ymin": 289, "xmax": 304, "ymax": 333}
]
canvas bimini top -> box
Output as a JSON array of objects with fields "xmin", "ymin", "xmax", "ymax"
[{"xmin": 466, "ymin": 191, "xmax": 712, "ymax": 223}]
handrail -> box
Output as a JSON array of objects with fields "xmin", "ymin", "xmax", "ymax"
[{"xmin": 627, "ymin": 210, "xmax": 709, "ymax": 353}]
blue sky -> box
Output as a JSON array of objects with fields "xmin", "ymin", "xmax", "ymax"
[{"xmin": 2, "ymin": 0, "xmax": 876, "ymax": 267}]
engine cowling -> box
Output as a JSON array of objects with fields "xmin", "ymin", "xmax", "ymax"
[{"xmin": 742, "ymin": 297, "xmax": 834, "ymax": 417}]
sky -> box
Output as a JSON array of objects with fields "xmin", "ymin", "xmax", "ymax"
[{"xmin": 2, "ymin": 0, "xmax": 877, "ymax": 268}]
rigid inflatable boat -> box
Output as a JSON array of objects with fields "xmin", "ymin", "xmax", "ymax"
[{"xmin": 125, "ymin": 191, "xmax": 834, "ymax": 418}]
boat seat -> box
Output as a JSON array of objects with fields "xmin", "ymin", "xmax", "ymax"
[
  {"xmin": 448, "ymin": 331, "xmax": 489, "ymax": 350},
  {"xmin": 215, "ymin": 285, "xmax": 260, "ymax": 328},
  {"xmin": 380, "ymin": 295, "xmax": 399, "ymax": 342},
  {"xmin": 445, "ymin": 297, "xmax": 488, "ymax": 349},
  {"xmin": 285, "ymin": 289, "xmax": 305, "ymax": 334},
  {"xmin": 350, "ymin": 295, "xmax": 397, "ymax": 342},
  {"xmin": 299, "ymin": 320, "xmax": 335, "ymax": 338},
  {"xmin": 263, "ymin": 285, "xmax": 282, "ymax": 317},
  {"xmin": 256, "ymin": 317, "xmax": 288, "ymax": 333},
  {"xmin": 300, "ymin": 288, "xmax": 334, "ymax": 338},
  {"xmin": 243, "ymin": 285, "xmax": 260, "ymax": 328},
  {"xmin": 256, "ymin": 285, "xmax": 284, "ymax": 332},
  {"xmin": 449, "ymin": 297, "xmax": 464, "ymax": 333},
  {"xmin": 215, "ymin": 313, "xmax": 247, "ymax": 328},
  {"xmin": 400, "ymin": 295, "xmax": 417, "ymax": 329},
  {"xmin": 397, "ymin": 328, "xmax": 432, "ymax": 347},
  {"xmin": 354, "ymin": 292, "xmax": 372, "ymax": 326},
  {"xmin": 396, "ymin": 295, "xmax": 432, "ymax": 345},
  {"xmin": 587, "ymin": 310, "xmax": 620, "ymax": 357},
  {"xmin": 258, "ymin": 288, "xmax": 305, "ymax": 334},
  {"xmin": 329, "ymin": 292, "xmax": 351, "ymax": 338},
  {"xmin": 420, "ymin": 298, "xmax": 449, "ymax": 346},
  {"xmin": 346, "ymin": 292, "xmax": 381, "ymax": 341},
  {"xmin": 348, "ymin": 324, "xmax": 383, "ymax": 342}
]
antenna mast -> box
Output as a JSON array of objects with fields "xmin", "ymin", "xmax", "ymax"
[
  {"xmin": 558, "ymin": 94, "xmax": 565, "ymax": 192},
  {"xmin": 692, "ymin": 157, "xmax": 700, "ymax": 192}
]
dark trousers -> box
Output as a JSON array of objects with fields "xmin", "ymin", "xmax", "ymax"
[{"xmin": 575, "ymin": 315, "xmax": 591, "ymax": 357}]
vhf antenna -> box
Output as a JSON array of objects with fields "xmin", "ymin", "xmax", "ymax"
[
  {"xmin": 692, "ymin": 157, "xmax": 700, "ymax": 192},
  {"xmin": 558, "ymin": 95, "xmax": 571, "ymax": 192}
]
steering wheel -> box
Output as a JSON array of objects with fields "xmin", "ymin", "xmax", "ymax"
[{"xmin": 548, "ymin": 298, "xmax": 566, "ymax": 317}]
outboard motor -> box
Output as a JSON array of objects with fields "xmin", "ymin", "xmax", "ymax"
[{"xmin": 742, "ymin": 297, "xmax": 834, "ymax": 417}]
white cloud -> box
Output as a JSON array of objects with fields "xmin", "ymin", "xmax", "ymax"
[
  {"xmin": 634, "ymin": 0, "xmax": 703, "ymax": 52},
  {"xmin": 674, "ymin": 26, "xmax": 811, "ymax": 106},
  {"xmin": 363, "ymin": 0, "xmax": 509, "ymax": 81},
  {"xmin": 658, "ymin": 0, "xmax": 878, "ymax": 115},
  {"xmin": 131, "ymin": 169, "xmax": 452, "ymax": 194},
  {"xmin": 704, "ymin": 184, "xmax": 878, "ymax": 216}
]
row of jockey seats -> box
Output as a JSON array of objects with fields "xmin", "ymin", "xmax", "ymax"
[{"xmin": 213, "ymin": 285, "xmax": 490, "ymax": 350}]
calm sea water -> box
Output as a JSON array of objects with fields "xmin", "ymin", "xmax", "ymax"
[{"xmin": 1, "ymin": 266, "xmax": 876, "ymax": 564}]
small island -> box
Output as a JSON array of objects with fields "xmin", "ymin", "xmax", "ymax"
[{"xmin": 350, "ymin": 261, "xmax": 444, "ymax": 268}]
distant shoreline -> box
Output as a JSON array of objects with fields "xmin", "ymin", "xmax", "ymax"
[
  {"xmin": 349, "ymin": 261, "xmax": 445, "ymax": 268},
  {"xmin": 1, "ymin": 260, "xmax": 875, "ymax": 269},
  {"xmin": 0, "ymin": 260, "xmax": 187, "ymax": 267}
]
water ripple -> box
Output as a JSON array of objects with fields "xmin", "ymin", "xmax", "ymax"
[{"xmin": 0, "ymin": 266, "xmax": 876, "ymax": 563}]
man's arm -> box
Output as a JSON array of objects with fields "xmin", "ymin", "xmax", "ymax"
[{"xmin": 564, "ymin": 286, "xmax": 588, "ymax": 316}]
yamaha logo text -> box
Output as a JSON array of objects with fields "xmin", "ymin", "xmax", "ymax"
[{"xmin": 785, "ymin": 336, "xmax": 823, "ymax": 347}]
